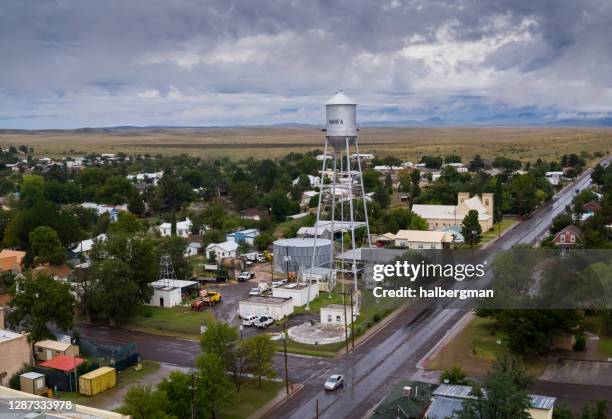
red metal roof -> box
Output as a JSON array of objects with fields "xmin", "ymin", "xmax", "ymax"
[{"xmin": 40, "ymin": 355, "xmax": 85, "ymax": 372}]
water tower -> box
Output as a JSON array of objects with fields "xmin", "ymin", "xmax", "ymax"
[{"xmin": 308, "ymin": 90, "xmax": 372, "ymax": 294}]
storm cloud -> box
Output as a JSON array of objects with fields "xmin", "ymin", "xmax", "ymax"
[{"xmin": 1, "ymin": 0, "xmax": 611, "ymax": 128}]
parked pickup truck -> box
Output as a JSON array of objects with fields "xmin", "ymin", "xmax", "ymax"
[
  {"xmin": 238, "ymin": 271, "xmax": 255, "ymax": 282},
  {"xmin": 255, "ymin": 316, "xmax": 274, "ymax": 329}
]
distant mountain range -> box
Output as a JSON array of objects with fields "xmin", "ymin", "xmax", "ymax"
[{"xmin": 1, "ymin": 116, "xmax": 612, "ymax": 133}]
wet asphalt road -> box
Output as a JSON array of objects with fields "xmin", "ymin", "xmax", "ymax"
[{"xmin": 74, "ymin": 159, "xmax": 611, "ymax": 418}]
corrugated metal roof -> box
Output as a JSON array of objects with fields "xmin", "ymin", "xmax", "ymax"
[
  {"xmin": 432, "ymin": 384, "xmax": 475, "ymax": 399},
  {"xmin": 424, "ymin": 397, "xmax": 464, "ymax": 418},
  {"xmin": 530, "ymin": 395, "xmax": 556, "ymax": 410}
]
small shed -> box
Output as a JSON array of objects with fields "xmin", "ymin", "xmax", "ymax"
[
  {"xmin": 79, "ymin": 366, "xmax": 117, "ymax": 396},
  {"xmin": 238, "ymin": 296, "xmax": 293, "ymax": 320},
  {"xmin": 34, "ymin": 340, "xmax": 79, "ymax": 362},
  {"xmin": 148, "ymin": 279, "xmax": 199, "ymax": 308},
  {"xmin": 320, "ymin": 304, "xmax": 353, "ymax": 326},
  {"xmin": 272, "ymin": 283, "xmax": 319, "ymax": 307},
  {"xmin": 20, "ymin": 372, "xmax": 46, "ymax": 395}
]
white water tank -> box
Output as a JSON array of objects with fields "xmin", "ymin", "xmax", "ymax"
[{"xmin": 325, "ymin": 90, "xmax": 357, "ymax": 148}]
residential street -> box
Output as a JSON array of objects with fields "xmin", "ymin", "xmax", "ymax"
[{"xmin": 74, "ymin": 158, "xmax": 612, "ymax": 418}]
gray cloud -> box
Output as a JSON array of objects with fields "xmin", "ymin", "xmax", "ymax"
[{"xmin": 0, "ymin": 0, "xmax": 611, "ymax": 128}]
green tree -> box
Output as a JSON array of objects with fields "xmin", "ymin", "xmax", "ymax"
[
  {"xmin": 199, "ymin": 322, "xmax": 239, "ymax": 370},
  {"xmin": 107, "ymin": 211, "xmax": 143, "ymax": 235},
  {"xmin": 440, "ymin": 366, "xmax": 469, "ymax": 385},
  {"xmin": 29, "ymin": 226, "xmax": 65, "ymax": 266},
  {"xmin": 493, "ymin": 175, "xmax": 504, "ymax": 223},
  {"xmin": 457, "ymin": 356, "xmax": 533, "ymax": 419},
  {"xmin": 373, "ymin": 186, "xmax": 390, "ymax": 209},
  {"xmin": 95, "ymin": 175, "xmax": 135, "ymax": 205},
  {"xmin": 128, "ymin": 194, "xmax": 146, "ymax": 216},
  {"xmin": 244, "ymin": 335, "xmax": 276, "ymax": 387},
  {"xmin": 157, "ymin": 372, "xmax": 197, "ymax": 419},
  {"xmin": 8, "ymin": 273, "xmax": 75, "ymax": 342},
  {"xmin": 157, "ymin": 172, "xmax": 193, "ymax": 235},
  {"xmin": 86, "ymin": 259, "xmax": 142, "ymax": 325},
  {"xmin": 481, "ymin": 310, "xmax": 583, "ymax": 355},
  {"xmin": 197, "ymin": 353, "xmax": 233, "ymax": 419},
  {"xmin": 117, "ymin": 385, "xmax": 173, "ymax": 419},
  {"xmin": 461, "ymin": 210, "xmax": 482, "ymax": 248},
  {"xmin": 263, "ymin": 189, "xmax": 299, "ymax": 221},
  {"xmin": 254, "ymin": 231, "xmax": 274, "ymax": 251},
  {"xmin": 20, "ymin": 175, "xmax": 46, "ymax": 208}
]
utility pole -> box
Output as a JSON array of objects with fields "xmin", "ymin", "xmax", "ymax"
[
  {"xmin": 316, "ymin": 399, "xmax": 319, "ymax": 418},
  {"xmin": 190, "ymin": 372, "xmax": 196, "ymax": 419},
  {"xmin": 283, "ymin": 321, "xmax": 289, "ymax": 395},
  {"xmin": 342, "ymin": 290, "xmax": 349, "ymax": 354},
  {"xmin": 350, "ymin": 289, "xmax": 355, "ymax": 350}
]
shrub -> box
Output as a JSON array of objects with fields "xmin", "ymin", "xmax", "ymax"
[{"xmin": 574, "ymin": 335, "xmax": 586, "ymax": 351}]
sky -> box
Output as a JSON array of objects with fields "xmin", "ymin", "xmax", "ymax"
[{"xmin": 1, "ymin": 0, "xmax": 612, "ymax": 129}]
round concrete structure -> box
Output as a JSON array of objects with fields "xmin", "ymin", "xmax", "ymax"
[
  {"xmin": 273, "ymin": 238, "xmax": 333, "ymax": 274},
  {"xmin": 288, "ymin": 322, "xmax": 348, "ymax": 345}
]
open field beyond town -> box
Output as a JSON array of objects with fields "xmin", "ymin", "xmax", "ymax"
[{"xmin": 2, "ymin": 126, "xmax": 612, "ymax": 161}]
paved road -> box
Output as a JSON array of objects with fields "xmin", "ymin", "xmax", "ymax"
[
  {"xmin": 271, "ymin": 159, "xmax": 611, "ymax": 419},
  {"xmin": 75, "ymin": 159, "xmax": 611, "ymax": 418}
]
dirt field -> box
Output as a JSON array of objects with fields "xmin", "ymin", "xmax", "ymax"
[{"xmin": 2, "ymin": 126, "xmax": 611, "ymax": 161}]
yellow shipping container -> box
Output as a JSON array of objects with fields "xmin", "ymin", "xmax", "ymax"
[{"xmin": 79, "ymin": 367, "xmax": 117, "ymax": 397}]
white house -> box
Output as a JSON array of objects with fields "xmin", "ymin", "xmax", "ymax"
[
  {"xmin": 184, "ymin": 242, "xmax": 201, "ymax": 257},
  {"xmin": 159, "ymin": 218, "xmax": 192, "ymax": 238},
  {"xmin": 71, "ymin": 234, "xmax": 107, "ymax": 256},
  {"xmin": 206, "ymin": 241, "xmax": 239, "ymax": 260},
  {"xmin": 272, "ymin": 283, "xmax": 319, "ymax": 307},
  {"xmin": 350, "ymin": 153, "xmax": 375, "ymax": 160},
  {"xmin": 238, "ymin": 296, "xmax": 294, "ymax": 320},
  {"xmin": 545, "ymin": 171, "xmax": 565, "ymax": 186},
  {"xmin": 393, "ymin": 230, "xmax": 453, "ymax": 249},
  {"xmin": 292, "ymin": 175, "xmax": 321, "ymax": 189},
  {"xmin": 80, "ymin": 203, "xmax": 127, "ymax": 222}
]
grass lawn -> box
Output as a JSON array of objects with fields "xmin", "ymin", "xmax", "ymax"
[
  {"xmin": 216, "ymin": 379, "xmax": 283, "ymax": 419},
  {"xmin": 115, "ymin": 360, "xmax": 161, "ymax": 387},
  {"xmin": 122, "ymin": 305, "xmax": 214, "ymax": 339},
  {"xmin": 481, "ymin": 218, "xmax": 518, "ymax": 245},
  {"xmin": 455, "ymin": 217, "xmax": 519, "ymax": 250},
  {"xmin": 427, "ymin": 315, "xmax": 547, "ymax": 376},
  {"xmin": 583, "ymin": 315, "xmax": 612, "ymax": 358}
]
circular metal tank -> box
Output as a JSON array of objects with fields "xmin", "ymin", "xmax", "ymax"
[
  {"xmin": 325, "ymin": 90, "xmax": 357, "ymax": 149},
  {"xmin": 273, "ymin": 238, "xmax": 333, "ymax": 274}
]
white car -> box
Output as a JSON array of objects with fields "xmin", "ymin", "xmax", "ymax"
[
  {"xmin": 242, "ymin": 315, "xmax": 259, "ymax": 327},
  {"xmin": 256, "ymin": 255, "xmax": 267, "ymax": 263},
  {"xmin": 272, "ymin": 279, "xmax": 288, "ymax": 288},
  {"xmin": 249, "ymin": 287, "xmax": 261, "ymax": 296},
  {"xmin": 255, "ymin": 316, "xmax": 274, "ymax": 329},
  {"xmin": 324, "ymin": 375, "xmax": 344, "ymax": 391}
]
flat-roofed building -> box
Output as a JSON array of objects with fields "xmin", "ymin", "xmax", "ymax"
[{"xmin": 393, "ymin": 230, "xmax": 453, "ymax": 249}]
